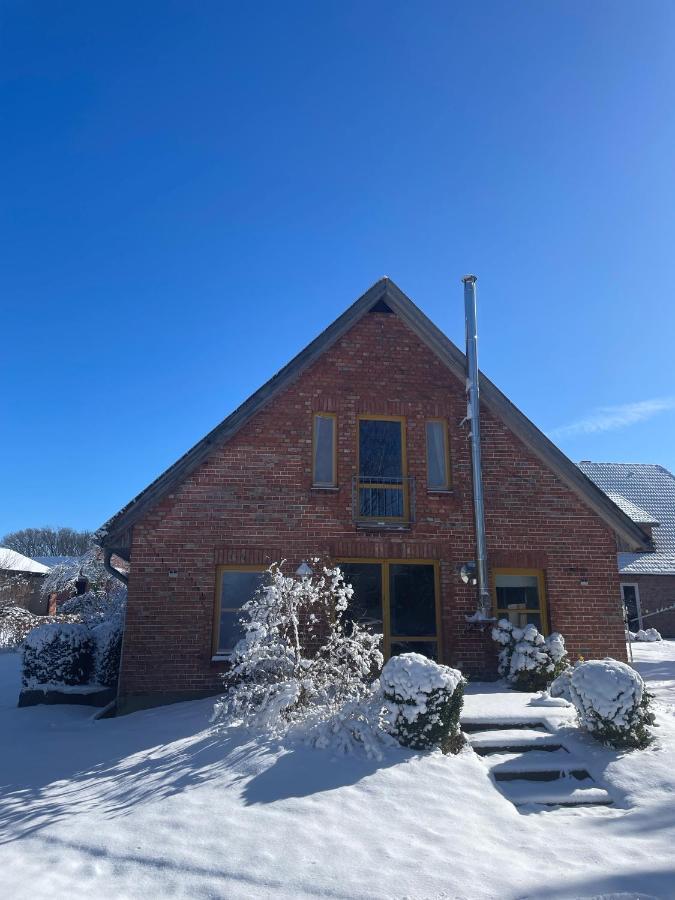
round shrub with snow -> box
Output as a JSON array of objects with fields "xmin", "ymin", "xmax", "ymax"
[
  {"xmin": 492, "ymin": 619, "xmax": 568, "ymax": 691},
  {"xmin": 567, "ymin": 658, "xmax": 655, "ymax": 749},
  {"xmin": 380, "ymin": 653, "xmax": 465, "ymax": 754},
  {"xmin": 22, "ymin": 623, "xmax": 95, "ymax": 687}
]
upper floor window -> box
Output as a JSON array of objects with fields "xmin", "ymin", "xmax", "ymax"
[
  {"xmin": 426, "ymin": 420, "xmax": 450, "ymax": 490},
  {"xmin": 357, "ymin": 416, "xmax": 407, "ymax": 520},
  {"xmin": 312, "ymin": 413, "xmax": 337, "ymax": 487}
]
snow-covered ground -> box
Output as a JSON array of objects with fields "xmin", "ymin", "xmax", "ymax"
[{"xmin": 1, "ymin": 644, "xmax": 675, "ymax": 900}]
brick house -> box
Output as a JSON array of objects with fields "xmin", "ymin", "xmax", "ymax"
[
  {"xmin": 98, "ymin": 279, "xmax": 652, "ymax": 713},
  {"xmin": 579, "ymin": 462, "xmax": 675, "ymax": 637}
]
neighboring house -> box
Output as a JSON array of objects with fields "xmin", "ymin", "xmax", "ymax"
[
  {"xmin": 0, "ymin": 548, "xmax": 51, "ymax": 614},
  {"xmin": 97, "ymin": 278, "xmax": 651, "ymax": 713},
  {"xmin": 578, "ymin": 462, "xmax": 675, "ymax": 637}
]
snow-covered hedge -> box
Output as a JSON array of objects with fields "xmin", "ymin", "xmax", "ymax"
[
  {"xmin": 556, "ymin": 658, "xmax": 655, "ymax": 750},
  {"xmin": 381, "ymin": 653, "xmax": 465, "ymax": 754},
  {"xmin": 628, "ymin": 628, "xmax": 662, "ymax": 643},
  {"xmin": 492, "ymin": 619, "xmax": 568, "ymax": 691},
  {"xmin": 19, "ymin": 590, "xmax": 125, "ymax": 689},
  {"xmin": 22, "ymin": 623, "xmax": 95, "ymax": 687},
  {"xmin": 91, "ymin": 620, "xmax": 123, "ymax": 687}
]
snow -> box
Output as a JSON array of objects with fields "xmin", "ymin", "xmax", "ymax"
[
  {"xmin": 1, "ymin": 644, "xmax": 675, "ymax": 899},
  {"xmin": 629, "ymin": 628, "xmax": 662, "ymax": 643},
  {"xmin": 0, "ymin": 547, "xmax": 50, "ymax": 574}
]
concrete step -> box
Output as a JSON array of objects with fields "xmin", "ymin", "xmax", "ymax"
[
  {"xmin": 468, "ymin": 728, "xmax": 563, "ymax": 755},
  {"xmin": 461, "ymin": 719, "xmax": 549, "ymax": 734},
  {"xmin": 497, "ymin": 778, "xmax": 613, "ymax": 807},
  {"xmin": 485, "ymin": 749, "xmax": 590, "ymax": 781}
]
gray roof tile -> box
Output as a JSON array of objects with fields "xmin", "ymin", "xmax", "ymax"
[{"xmin": 578, "ymin": 462, "xmax": 675, "ymax": 575}]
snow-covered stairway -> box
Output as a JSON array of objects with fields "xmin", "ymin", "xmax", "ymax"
[{"xmin": 462, "ymin": 718, "xmax": 614, "ymax": 809}]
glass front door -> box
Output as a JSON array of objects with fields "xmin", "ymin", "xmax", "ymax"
[{"xmin": 338, "ymin": 560, "xmax": 440, "ymax": 660}]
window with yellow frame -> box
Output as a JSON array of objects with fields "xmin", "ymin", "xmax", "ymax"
[
  {"xmin": 356, "ymin": 415, "xmax": 408, "ymax": 521},
  {"xmin": 425, "ymin": 419, "xmax": 451, "ymax": 490},
  {"xmin": 213, "ymin": 565, "xmax": 267, "ymax": 657},
  {"xmin": 337, "ymin": 558, "xmax": 441, "ymax": 661},
  {"xmin": 492, "ymin": 568, "xmax": 548, "ymax": 634},
  {"xmin": 312, "ymin": 413, "xmax": 337, "ymax": 487}
]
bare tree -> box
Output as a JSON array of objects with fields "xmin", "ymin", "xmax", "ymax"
[{"xmin": 1, "ymin": 527, "xmax": 93, "ymax": 558}]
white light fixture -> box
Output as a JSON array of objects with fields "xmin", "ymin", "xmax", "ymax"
[{"xmin": 295, "ymin": 561, "xmax": 314, "ymax": 577}]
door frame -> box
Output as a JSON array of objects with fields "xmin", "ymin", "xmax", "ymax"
[
  {"xmin": 336, "ymin": 558, "xmax": 442, "ymax": 662},
  {"xmin": 620, "ymin": 582, "xmax": 643, "ymax": 630}
]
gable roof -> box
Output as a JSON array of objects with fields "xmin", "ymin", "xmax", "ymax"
[
  {"xmin": 97, "ymin": 278, "xmax": 652, "ymax": 554},
  {"xmin": 0, "ymin": 548, "xmax": 51, "ymax": 575},
  {"xmin": 579, "ymin": 462, "xmax": 675, "ymax": 575}
]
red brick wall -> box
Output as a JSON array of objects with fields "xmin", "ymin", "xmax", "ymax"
[
  {"xmin": 623, "ymin": 576, "xmax": 675, "ymax": 636},
  {"xmin": 119, "ymin": 310, "xmax": 625, "ymax": 708}
]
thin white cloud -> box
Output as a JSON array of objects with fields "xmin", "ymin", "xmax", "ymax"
[{"xmin": 549, "ymin": 397, "xmax": 675, "ymax": 439}]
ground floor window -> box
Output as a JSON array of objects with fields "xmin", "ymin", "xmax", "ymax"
[
  {"xmin": 213, "ymin": 566, "xmax": 267, "ymax": 656},
  {"xmin": 621, "ymin": 583, "xmax": 642, "ymax": 630},
  {"xmin": 337, "ymin": 559, "xmax": 441, "ymax": 661},
  {"xmin": 493, "ymin": 568, "xmax": 547, "ymax": 634}
]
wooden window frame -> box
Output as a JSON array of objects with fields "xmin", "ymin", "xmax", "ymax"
[
  {"xmin": 492, "ymin": 567, "xmax": 548, "ymax": 635},
  {"xmin": 620, "ymin": 582, "xmax": 643, "ymax": 630},
  {"xmin": 356, "ymin": 415, "xmax": 408, "ymax": 522},
  {"xmin": 212, "ymin": 564, "xmax": 267, "ymax": 659},
  {"xmin": 425, "ymin": 418, "xmax": 451, "ymax": 491},
  {"xmin": 336, "ymin": 558, "xmax": 442, "ymax": 662},
  {"xmin": 312, "ymin": 412, "xmax": 338, "ymax": 488}
]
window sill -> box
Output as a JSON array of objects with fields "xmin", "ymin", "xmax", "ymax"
[
  {"xmin": 427, "ymin": 489, "xmax": 454, "ymax": 495},
  {"xmin": 211, "ymin": 654, "xmax": 233, "ymax": 664},
  {"xmin": 311, "ymin": 485, "xmax": 340, "ymax": 492},
  {"xmin": 355, "ymin": 521, "xmax": 412, "ymax": 532}
]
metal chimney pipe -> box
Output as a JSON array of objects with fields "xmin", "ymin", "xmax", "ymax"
[{"xmin": 463, "ymin": 275, "xmax": 492, "ymax": 619}]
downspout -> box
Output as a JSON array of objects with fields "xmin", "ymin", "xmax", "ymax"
[
  {"xmin": 462, "ymin": 275, "xmax": 492, "ymax": 621},
  {"xmin": 104, "ymin": 548, "xmax": 128, "ymax": 586}
]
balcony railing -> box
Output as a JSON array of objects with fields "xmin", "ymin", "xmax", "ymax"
[{"xmin": 352, "ymin": 475, "xmax": 416, "ymax": 527}]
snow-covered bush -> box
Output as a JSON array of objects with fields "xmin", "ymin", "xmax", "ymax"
[
  {"xmin": 549, "ymin": 666, "xmax": 574, "ymax": 703},
  {"xmin": 213, "ymin": 562, "xmax": 383, "ymax": 741},
  {"xmin": 629, "ymin": 628, "xmax": 662, "ymax": 643},
  {"xmin": 22, "ymin": 623, "xmax": 95, "ymax": 687},
  {"xmin": 380, "ymin": 653, "xmax": 466, "ymax": 754},
  {"xmin": 0, "ymin": 605, "xmax": 78, "ymax": 650},
  {"xmin": 91, "ymin": 619, "xmax": 123, "ymax": 687},
  {"xmin": 1, "ymin": 605, "xmax": 44, "ymax": 650},
  {"xmin": 59, "ymin": 589, "xmax": 125, "ymax": 626},
  {"xmin": 41, "ymin": 549, "xmax": 127, "ymax": 608},
  {"xmin": 566, "ymin": 658, "xmax": 655, "ymax": 749},
  {"xmin": 492, "ymin": 619, "xmax": 568, "ymax": 691}
]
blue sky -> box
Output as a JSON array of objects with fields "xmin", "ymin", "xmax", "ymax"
[{"xmin": 2, "ymin": 1, "xmax": 675, "ymax": 536}]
